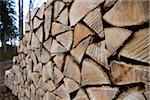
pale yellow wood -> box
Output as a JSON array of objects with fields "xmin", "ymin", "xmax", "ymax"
[
  {"xmin": 71, "ymin": 36, "xmax": 91, "ymax": 63},
  {"xmin": 54, "ymin": 84, "xmax": 70, "ymax": 100},
  {"xmin": 41, "ymin": 80, "xmax": 56, "ymax": 91},
  {"xmin": 31, "ymin": 72, "xmax": 40, "ymax": 88},
  {"xmin": 42, "ymin": 61, "xmax": 53, "ymax": 82},
  {"xmin": 51, "ymin": 40, "xmax": 67, "ymax": 55},
  {"xmin": 86, "ymin": 41, "xmax": 109, "ymax": 70},
  {"xmin": 86, "ymin": 87, "xmax": 118, "ymax": 100},
  {"xmin": 73, "ymin": 23, "xmax": 94, "ymax": 48},
  {"xmin": 33, "ymin": 17, "xmax": 43, "ymax": 29},
  {"xmin": 31, "ymin": 7, "xmax": 39, "ymax": 20},
  {"xmin": 56, "ymin": 7, "xmax": 69, "ymax": 25},
  {"xmin": 53, "ymin": 66, "xmax": 64, "ymax": 85},
  {"xmin": 43, "ymin": 91, "xmax": 55, "ymax": 100},
  {"xmin": 69, "ymin": 0, "xmax": 105, "ymax": 26},
  {"xmin": 34, "ymin": 48, "xmax": 41, "ymax": 62},
  {"xmin": 64, "ymin": 77, "xmax": 80, "ymax": 93},
  {"xmin": 104, "ymin": 27, "xmax": 132, "ymax": 57},
  {"xmin": 43, "ymin": 38, "xmax": 52, "ymax": 53},
  {"xmin": 36, "ymin": 3, "xmax": 45, "ymax": 19},
  {"xmin": 103, "ymin": 0, "xmax": 118, "ymax": 11},
  {"xmin": 25, "ymin": 22, "xmax": 30, "ymax": 32},
  {"xmin": 35, "ymin": 25, "xmax": 43, "ymax": 43},
  {"xmin": 54, "ymin": 1, "xmax": 65, "ymax": 19},
  {"xmin": 56, "ymin": 31, "xmax": 73, "ymax": 51},
  {"xmin": 103, "ymin": 0, "xmax": 149, "ymax": 26},
  {"xmin": 117, "ymin": 87, "xmax": 146, "ymax": 100},
  {"xmin": 73, "ymin": 89, "xmax": 89, "ymax": 100},
  {"xmin": 53, "ymin": 54, "xmax": 65, "ymax": 70},
  {"xmin": 41, "ymin": 48, "xmax": 51, "ymax": 63},
  {"xmin": 81, "ymin": 58, "xmax": 110, "ymax": 86},
  {"xmin": 51, "ymin": 22, "xmax": 72, "ymax": 36},
  {"xmin": 33, "ymin": 63, "xmax": 42, "ymax": 75},
  {"xmin": 118, "ymin": 92, "xmax": 145, "ymax": 100},
  {"xmin": 110, "ymin": 61, "xmax": 150, "ymax": 85},
  {"xmin": 119, "ymin": 28, "xmax": 149, "ymax": 63},
  {"xmin": 44, "ymin": 5, "xmax": 52, "ymax": 40},
  {"xmin": 45, "ymin": 0, "xmax": 54, "ymax": 9},
  {"xmin": 31, "ymin": 33, "xmax": 41, "ymax": 49},
  {"xmin": 83, "ymin": 7, "xmax": 104, "ymax": 38},
  {"xmin": 63, "ymin": 56, "xmax": 81, "ymax": 83}
]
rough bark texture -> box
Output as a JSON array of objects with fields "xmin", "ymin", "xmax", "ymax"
[{"xmin": 5, "ymin": 0, "xmax": 149, "ymax": 100}]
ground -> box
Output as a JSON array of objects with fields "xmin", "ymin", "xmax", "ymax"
[{"xmin": 0, "ymin": 60, "xmax": 18, "ymax": 100}]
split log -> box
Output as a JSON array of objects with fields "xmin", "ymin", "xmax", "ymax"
[
  {"xmin": 45, "ymin": 0, "xmax": 54, "ymax": 9},
  {"xmin": 31, "ymin": 8, "xmax": 39, "ymax": 20},
  {"xmin": 30, "ymin": 84, "xmax": 36, "ymax": 95},
  {"xmin": 119, "ymin": 28, "xmax": 149, "ymax": 64},
  {"xmin": 36, "ymin": 3, "xmax": 45, "ymax": 19},
  {"xmin": 41, "ymin": 48, "xmax": 51, "ymax": 63},
  {"xmin": 73, "ymin": 89, "xmax": 89, "ymax": 100},
  {"xmin": 31, "ymin": 33, "xmax": 41, "ymax": 49},
  {"xmin": 56, "ymin": 31, "xmax": 73, "ymax": 50},
  {"xmin": 104, "ymin": 27, "xmax": 132, "ymax": 57},
  {"xmin": 31, "ymin": 72, "xmax": 40, "ymax": 88},
  {"xmin": 51, "ymin": 40, "xmax": 67, "ymax": 55},
  {"xmin": 28, "ymin": 50, "xmax": 37, "ymax": 65},
  {"xmin": 63, "ymin": 56, "xmax": 81, "ymax": 83},
  {"xmin": 69, "ymin": 0, "xmax": 105, "ymax": 26},
  {"xmin": 42, "ymin": 61, "xmax": 53, "ymax": 82},
  {"xmin": 86, "ymin": 87, "xmax": 118, "ymax": 100},
  {"xmin": 103, "ymin": 0, "xmax": 118, "ymax": 11},
  {"xmin": 86, "ymin": 41, "xmax": 109, "ymax": 70},
  {"xmin": 54, "ymin": 1, "xmax": 65, "ymax": 19},
  {"xmin": 33, "ymin": 63, "xmax": 42, "ymax": 75},
  {"xmin": 51, "ymin": 22, "xmax": 72, "ymax": 36},
  {"xmin": 53, "ymin": 54, "xmax": 65, "ymax": 70},
  {"xmin": 64, "ymin": 77, "xmax": 80, "ymax": 93},
  {"xmin": 25, "ymin": 31, "xmax": 32, "ymax": 44},
  {"xmin": 56, "ymin": 7, "xmax": 69, "ymax": 25},
  {"xmin": 73, "ymin": 23, "xmax": 94, "ymax": 48},
  {"xmin": 25, "ymin": 22, "xmax": 31, "ymax": 32},
  {"xmin": 34, "ymin": 48, "xmax": 41, "ymax": 62},
  {"xmin": 33, "ymin": 17, "xmax": 43, "ymax": 29},
  {"xmin": 63, "ymin": 0, "xmax": 73, "ymax": 3},
  {"xmin": 44, "ymin": 5, "xmax": 52, "ymax": 40},
  {"xmin": 110, "ymin": 61, "xmax": 150, "ymax": 85},
  {"xmin": 43, "ymin": 91, "xmax": 55, "ymax": 100},
  {"xmin": 71, "ymin": 36, "xmax": 91, "ymax": 63},
  {"xmin": 54, "ymin": 84, "xmax": 70, "ymax": 100},
  {"xmin": 41, "ymin": 80, "xmax": 56, "ymax": 91},
  {"xmin": 36, "ymin": 88, "xmax": 45, "ymax": 97},
  {"xmin": 118, "ymin": 92, "xmax": 146, "ymax": 100},
  {"xmin": 83, "ymin": 7, "xmax": 104, "ymax": 38},
  {"xmin": 53, "ymin": 66, "xmax": 64, "ymax": 85},
  {"xmin": 81, "ymin": 58, "xmax": 110, "ymax": 86},
  {"xmin": 35, "ymin": 25, "xmax": 43, "ymax": 43},
  {"xmin": 103, "ymin": 0, "xmax": 149, "ymax": 26},
  {"xmin": 144, "ymin": 84, "xmax": 150, "ymax": 100},
  {"xmin": 43, "ymin": 37, "xmax": 52, "ymax": 53},
  {"xmin": 117, "ymin": 86, "xmax": 146, "ymax": 100}
]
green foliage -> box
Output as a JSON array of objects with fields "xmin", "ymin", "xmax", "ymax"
[{"xmin": 0, "ymin": 0, "xmax": 18, "ymax": 45}]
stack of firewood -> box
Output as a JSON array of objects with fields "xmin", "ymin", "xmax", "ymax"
[{"xmin": 5, "ymin": 0, "xmax": 150, "ymax": 99}]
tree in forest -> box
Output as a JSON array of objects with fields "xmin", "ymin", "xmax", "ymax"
[{"xmin": 0, "ymin": 0, "xmax": 18, "ymax": 52}]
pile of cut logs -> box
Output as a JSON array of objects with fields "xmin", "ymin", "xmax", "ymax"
[{"xmin": 5, "ymin": 0, "xmax": 150, "ymax": 99}]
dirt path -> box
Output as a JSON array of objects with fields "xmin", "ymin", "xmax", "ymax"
[{"xmin": 0, "ymin": 60, "xmax": 18, "ymax": 100}]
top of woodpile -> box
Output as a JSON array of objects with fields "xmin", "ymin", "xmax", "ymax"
[{"xmin": 5, "ymin": 0, "xmax": 150, "ymax": 100}]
